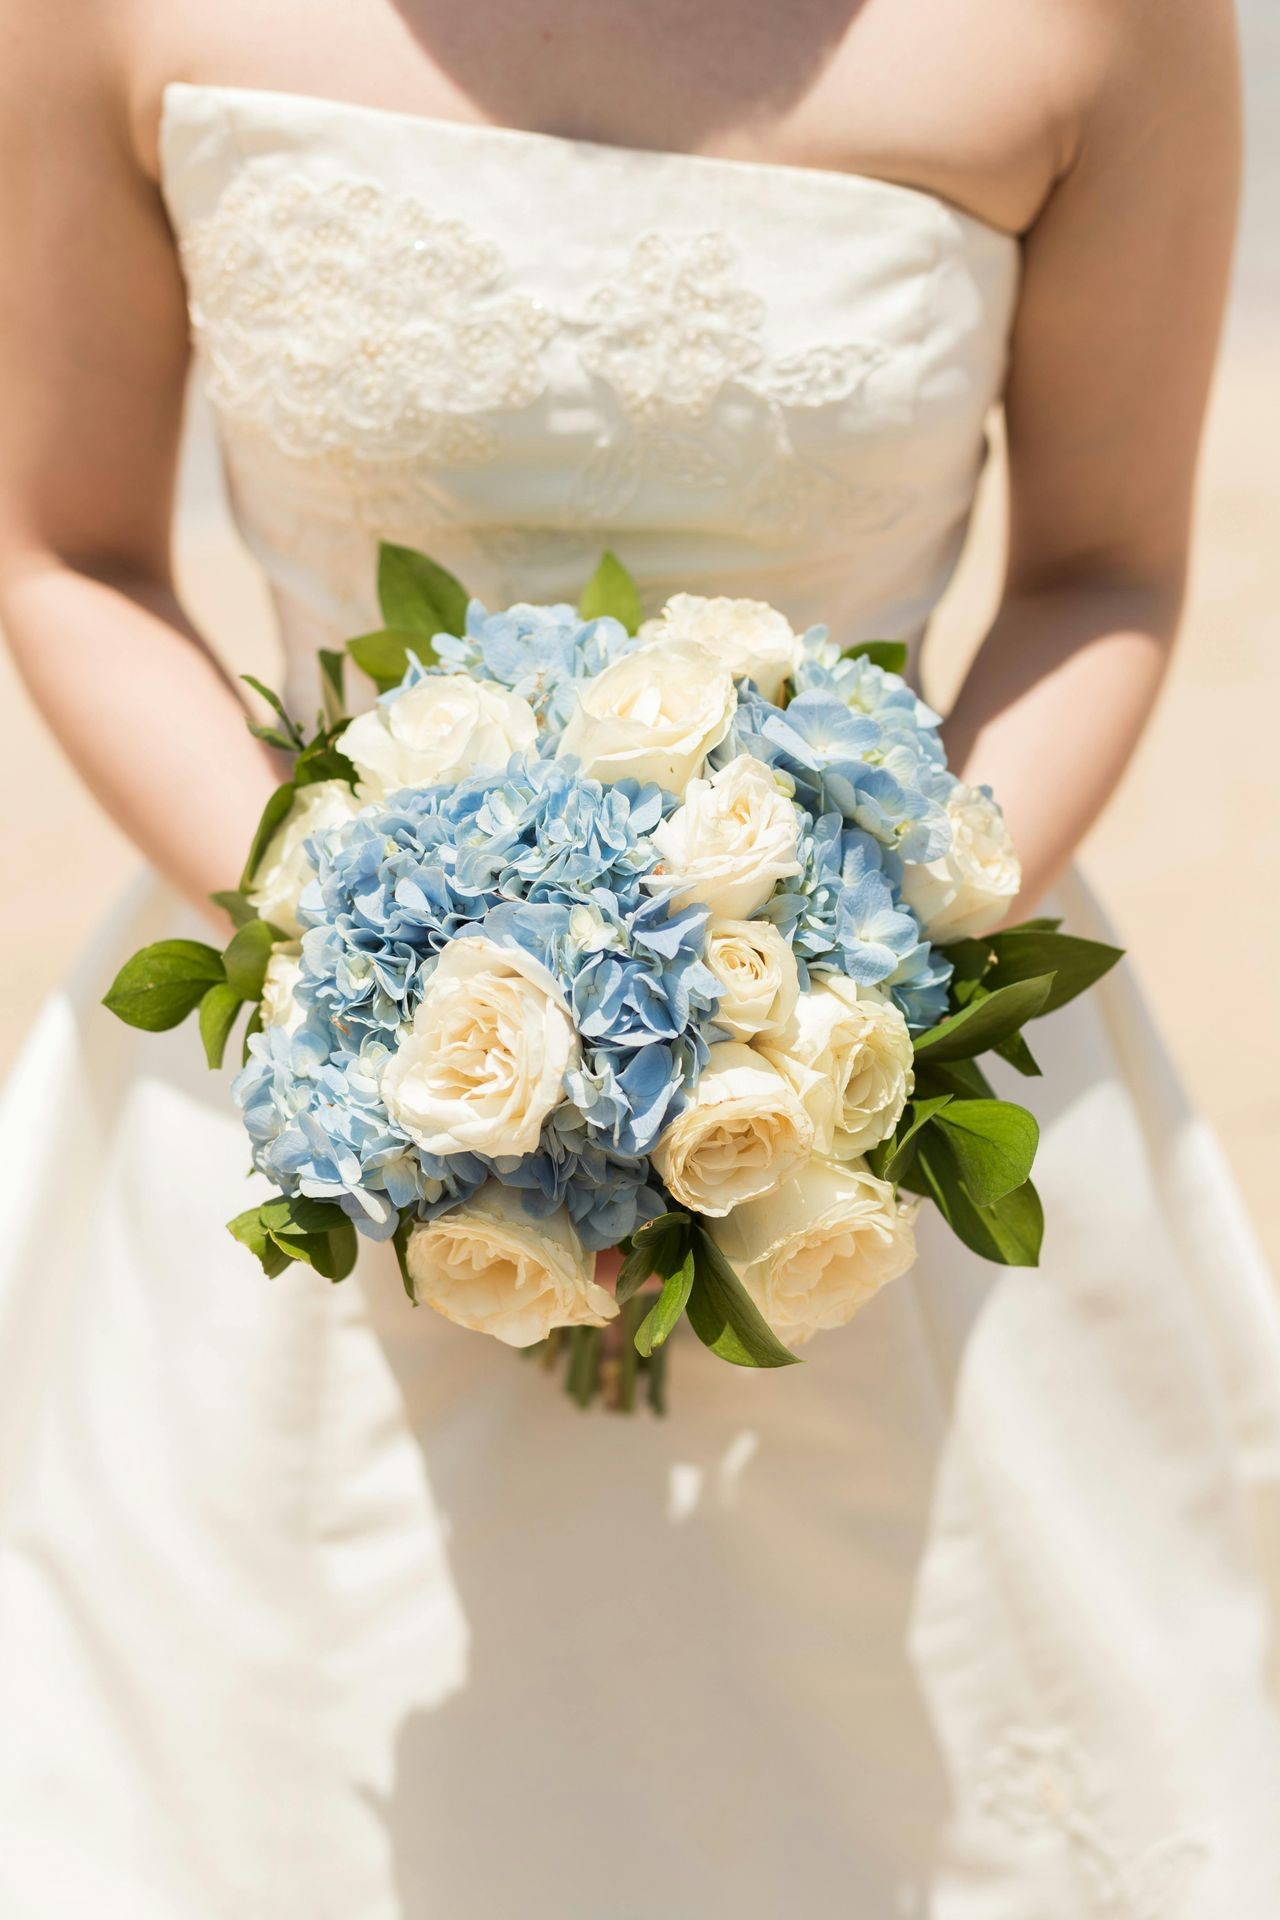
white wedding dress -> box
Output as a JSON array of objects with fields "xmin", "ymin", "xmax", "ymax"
[{"xmin": 3, "ymin": 81, "xmax": 1280, "ymax": 1919}]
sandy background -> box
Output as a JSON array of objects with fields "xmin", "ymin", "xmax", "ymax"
[{"xmin": 2, "ymin": 16, "xmax": 1278, "ymax": 1265}]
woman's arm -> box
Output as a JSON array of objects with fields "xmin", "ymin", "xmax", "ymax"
[
  {"xmin": 941, "ymin": 0, "xmax": 1241, "ymax": 911},
  {"xmin": 0, "ymin": 5, "xmax": 281, "ymax": 926}
]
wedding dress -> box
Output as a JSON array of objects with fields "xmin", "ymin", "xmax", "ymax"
[{"xmin": 3, "ymin": 80, "xmax": 1280, "ymax": 1919}]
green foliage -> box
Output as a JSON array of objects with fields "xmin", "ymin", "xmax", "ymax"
[
  {"xmin": 227, "ymin": 1196, "xmax": 359, "ymax": 1282},
  {"xmin": 239, "ymin": 782, "xmax": 298, "ymax": 891},
  {"xmin": 377, "ymin": 541, "xmax": 469, "ymax": 638},
  {"xmin": 392, "ymin": 1215, "xmax": 416, "ymax": 1305},
  {"xmin": 347, "ymin": 628, "xmax": 438, "ymax": 693},
  {"xmin": 912, "ymin": 974, "xmax": 1055, "ymax": 1064},
  {"xmin": 840, "ymin": 639, "xmax": 909, "ymax": 676},
  {"xmin": 933, "ymin": 1099, "xmax": 1039, "ymax": 1207},
  {"xmin": 198, "ymin": 982, "xmax": 243, "ymax": 1070},
  {"xmin": 209, "ymin": 889, "xmax": 257, "ymax": 929},
  {"xmin": 240, "ymin": 1004, "xmax": 264, "ymax": 1066},
  {"xmin": 317, "ymin": 649, "xmax": 346, "ymax": 726},
  {"xmin": 868, "ymin": 1093, "xmax": 954, "ymax": 1184},
  {"xmin": 634, "ymin": 1251, "xmax": 695, "ymax": 1357},
  {"xmin": 222, "ymin": 918, "xmax": 281, "ymax": 1001},
  {"xmin": 913, "ymin": 1136, "xmax": 1044, "ymax": 1266},
  {"xmin": 982, "ymin": 927, "xmax": 1124, "ymax": 1015},
  {"xmin": 102, "ymin": 940, "xmax": 225, "ymax": 1032},
  {"xmin": 579, "ymin": 549, "xmax": 644, "ymax": 634},
  {"xmin": 615, "ymin": 1211, "xmax": 692, "ymax": 1303},
  {"xmin": 685, "ymin": 1228, "xmax": 799, "ymax": 1369}
]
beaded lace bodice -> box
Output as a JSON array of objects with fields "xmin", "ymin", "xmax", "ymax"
[{"xmin": 160, "ymin": 83, "xmax": 1019, "ymax": 710}]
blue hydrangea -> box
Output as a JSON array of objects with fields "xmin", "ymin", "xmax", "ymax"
[{"xmin": 432, "ymin": 599, "xmax": 640, "ymax": 743}]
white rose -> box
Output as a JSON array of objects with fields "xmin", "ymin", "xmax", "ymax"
[
  {"xmin": 339, "ymin": 675, "xmax": 537, "ymax": 802},
  {"xmin": 647, "ymin": 757, "xmax": 801, "ymax": 920},
  {"xmin": 651, "ymin": 1041, "xmax": 813, "ymax": 1216},
  {"xmin": 639, "ymin": 594, "xmax": 803, "ymax": 703},
  {"xmin": 704, "ymin": 918, "xmax": 800, "ymax": 1043},
  {"xmin": 900, "ymin": 783, "xmax": 1021, "ymax": 945},
  {"xmin": 556, "ymin": 639, "xmax": 736, "ymax": 794},
  {"xmin": 760, "ymin": 976, "xmax": 914, "ymax": 1158},
  {"xmin": 404, "ymin": 1182, "xmax": 617, "ymax": 1348},
  {"xmin": 711, "ymin": 1158, "xmax": 917, "ymax": 1343},
  {"xmin": 247, "ymin": 778, "xmax": 360, "ymax": 937},
  {"xmin": 260, "ymin": 945, "xmax": 306, "ymax": 1035},
  {"xmin": 381, "ymin": 938, "xmax": 578, "ymax": 1157}
]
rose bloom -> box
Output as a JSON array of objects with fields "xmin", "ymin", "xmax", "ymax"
[
  {"xmin": 339, "ymin": 675, "xmax": 537, "ymax": 802},
  {"xmin": 555, "ymin": 639, "xmax": 736, "ymax": 795},
  {"xmin": 404, "ymin": 1182, "xmax": 618, "ymax": 1348},
  {"xmin": 260, "ymin": 946, "xmax": 306, "ymax": 1035},
  {"xmin": 711, "ymin": 1158, "xmax": 917, "ymax": 1343},
  {"xmin": 899, "ymin": 782, "xmax": 1021, "ymax": 945},
  {"xmin": 381, "ymin": 938, "xmax": 578, "ymax": 1157},
  {"xmin": 648, "ymin": 756, "xmax": 802, "ymax": 921},
  {"xmin": 247, "ymin": 778, "xmax": 360, "ymax": 937},
  {"xmin": 704, "ymin": 917, "xmax": 800, "ymax": 1043},
  {"xmin": 761, "ymin": 975, "xmax": 913, "ymax": 1158},
  {"xmin": 639, "ymin": 593, "xmax": 803, "ymax": 704},
  {"xmin": 652, "ymin": 1041, "xmax": 813, "ymax": 1216}
]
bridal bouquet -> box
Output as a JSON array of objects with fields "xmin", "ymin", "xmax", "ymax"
[{"xmin": 105, "ymin": 545, "xmax": 1120, "ymax": 1410}]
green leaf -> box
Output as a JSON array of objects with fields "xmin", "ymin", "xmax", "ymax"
[
  {"xmin": 102, "ymin": 939, "xmax": 226, "ymax": 1031},
  {"xmin": 916, "ymin": 1136, "xmax": 1044, "ymax": 1266},
  {"xmin": 392, "ymin": 1215, "xmax": 417, "ymax": 1305},
  {"xmin": 634, "ymin": 1251, "xmax": 695, "ymax": 1357},
  {"xmin": 198, "ymin": 982, "xmax": 243, "ymax": 1070},
  {"xmin": 615, "ymin": 1211, "xmax": 692, "ymax": 1303},
  {"xmin": 234, "ymin": 1195, "xmax": 361, "ymax": 1283},
  {"xmin": 983, "ymin": 929, "xmax": 1123, "ymax": 1016},
  {"xmin": 226, "ymin": 1205, "xmax": 291, "ymax": 1279},
  {"xmin": 685, "ymin": 1230, "xmax": 800, "ymax": 1369},
  {"xmin": 934, "ymin": 1099, "xmax": 1040, "ymax": 1206},
  {"xmin": 318, "ymin": 649, "xmax": 346, "ymax": 726},
  {"xmin": 840, "ymin": 639, "xmax": 909, "ymax": 676},
  {"xmin": 913, "ymin": 1056, "xmax": 995, "ymax": 1101},
  {"xmin": 209, "ymin": 888, "xmax": 257, "ymax": 928},
  {"xmin": 579, "ymin": 549, "xmax": 644, "ymax": 634},
  {"xmin": 868, "ymin": 1093, "xmax": 954, "ymax": 1184},
  {"xmin": 239, "ymin": 782, "xmax": 297, "ymax": 891},
  {"xmin": 293, "ymin": 736, "xmax": 358, "ymax": 789},
  {"xmin": 377, "ymin": 542, "xmax": 469, "ymax": 637},
  {"xmin": 241, "ymin": 674, "xmax": 304, "ymax": 747},
  {"xmin": 346, "ymin": 628, "xmax": 435, "ymax": 693},
  {"xmin": 912, "ymin": 974, "xmax": 1055, "ymax": 1063},
  {"xmin": 222, "ymin": 918, "xmax": 281, "ymax": 1000},
  {"xmin": 994, "ymin": 1028, "xmax": 1042, "ymax": 1076},
  {"xmin": 241, "ymin": 1004, "xmax": 264, "ymax": 1065}
]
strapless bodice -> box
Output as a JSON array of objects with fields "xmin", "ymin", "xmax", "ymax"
[{"xmin": 159, "ymin": 83, "xmax": 1019, "ymax": 710}]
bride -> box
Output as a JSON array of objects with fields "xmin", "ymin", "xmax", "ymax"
[{"xmin": 3, "ymin": 1, "xmax": 1279, "ymax": 1913}]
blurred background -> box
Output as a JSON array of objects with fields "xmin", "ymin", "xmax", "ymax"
[{"xmin": 2, "ymin": 3, "xmax": 1278, "ymax": 1264}]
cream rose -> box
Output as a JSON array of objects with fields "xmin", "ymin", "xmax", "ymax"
[
  {"xmin": 380, "ymin": 938, "xmax": 578, "ymax": 1157},
  {"xmin": 647, "ymin": 757, "xmax": 802, "ymax": 921},
  {"xmin": 900, "ymin": 783, "xmax": 1021, "ymax": 945},
  {"xmin": 639, "ymin": 594, "xmax": 803, "ymax": 703},
  {"xmin": 339, "ymin": 676, "xmax": 537, "ymax": 802},
  {"xmin": 247, "ymin": 778, "xmax": 360, "ymax": 937},
  {"xmin": 651, "ymin": 1041, "xmax": 813, "ymax": 1216},
  {"xmin": 760, "ymin": 976, "xmax": 913, "ymax": 1158},
  {"xmin": 260, "ymin": 945, "xmax": 306, "ymax": 1035},
  {"xmin": 555, "ymin": 639, "xmax": 736, "ymax": 794},
  {"xmin": 704, "ymin": 917, "xmax": 800, "ymax": 1043},
  {"xmin": 404, "ymin": 1182, "xmax": 617, "ymax": 1348},
  {"xmin": 711, "ymin": 1158, "xmax": 917, "ymax": 1343}
]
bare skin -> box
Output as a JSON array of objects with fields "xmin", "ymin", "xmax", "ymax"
[{"xmin": 0, "ymin": 0, "xmax": 1239, "ymax": 941}]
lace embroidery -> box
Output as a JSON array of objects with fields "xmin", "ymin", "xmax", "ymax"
[
  {"xmin": 181, "ymin": 174, "xmax": 556, "ymax": 464},
  {"xmin": 180, "ymin": 174, "xmax": 921, "ymax": 599},
  {"xmin": 979, "ymin": 1727, "xmax": 1213, "ymax": 1919},
  {"xmin": 569, "ymin": 231, "xmax": 905, "ymax": 531}
]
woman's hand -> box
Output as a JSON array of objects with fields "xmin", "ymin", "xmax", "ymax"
[
  {"xmin": 0, "ymin": 9, "xmax": 281, "ymax": 926},
  {"xmin": 938, "ymin": 0, "xmax": 1240, "ymax": 911}
]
